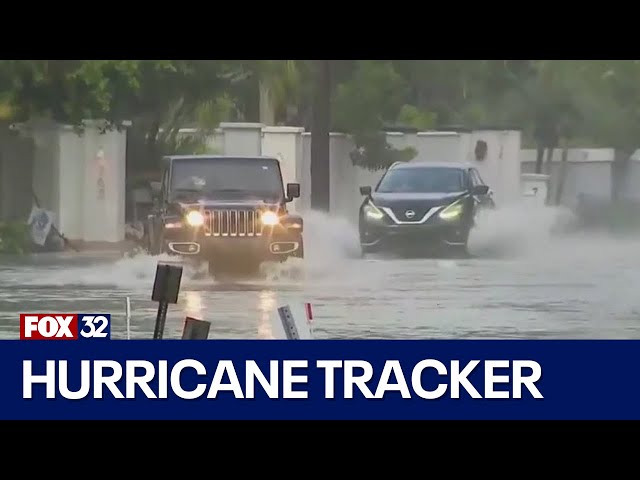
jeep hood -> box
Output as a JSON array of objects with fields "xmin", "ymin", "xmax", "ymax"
[
  {"xmin": 176, "ymin": 199, "xmax": 278, "ymax": 210},
  {"xmin": 170, "ymin": 190, "xmax": 282, "ymax": 208}
]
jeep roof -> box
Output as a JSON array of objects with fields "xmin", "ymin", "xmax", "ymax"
[{"xmin": 163, "ymin": 155, "xmax": 280, "ymax": 163}]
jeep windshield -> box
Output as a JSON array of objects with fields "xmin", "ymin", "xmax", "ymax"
[
  {"xmin": 377, "ymin": 167, "xmax": 466, "ymax": 194},
  {"xmin": 169, "ymin": 157, "xmax": 284, "ymax": 199}
]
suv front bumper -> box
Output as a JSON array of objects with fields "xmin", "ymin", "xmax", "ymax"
[{"xmin": 360, "ymin": 222, "xmax": 469, "ymax": 251}]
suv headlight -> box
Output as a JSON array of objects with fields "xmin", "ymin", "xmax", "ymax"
[
  {"xmin": 439, "ymin": 200, "xmax": 464, "ymax": 220},
  {"xmin": 261, "ymin": 211, "xmax": 280, "ymax": 226},
  {"xmin": 185, "ymin": 210, "xmax": 205, "ymax": 227},
  {"xmin": 363, "ymin": 200, "xmax": 384, "ymax": 221}
]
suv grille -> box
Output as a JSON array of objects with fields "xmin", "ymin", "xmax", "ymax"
[{"xmin": 204, "ymin": 209, "xmax": 262, "ymax": 237}]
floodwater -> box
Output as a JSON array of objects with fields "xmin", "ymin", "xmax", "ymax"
[{"xmin": 1, "ymin": 206, "xmax": 639, "ymax": 340}]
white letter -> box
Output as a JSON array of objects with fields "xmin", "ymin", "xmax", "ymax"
[
  {"xmin": 283, "ymin": 360, "xmax": 308, "ymax": 399},
  {"xmin": 317, "ymin": 360, "xmax": 342, "ymax": 399},
  {"xmin": 450, "ymin": 360, "xmax": 481, "ymax": 399},
  {"xmin": 344, "ymin": 360, "xmax": 374, "ymax": 399},
  {"xmin": 158, "ymin": 361, "xmax": 168, "ymax": 399},
  {"xmin": 513, "ymin": 360, "xmax": 543, "ymax": 399},
  {"xmin": 208, "ymin": 360, "xmax": 244, "ymax": 399},
  {"xmin": 375, "ymin": 360, "xmax": 411, "ymax": 399},
  {"xmin": 245, "ymin": 360, "xmax": 278, "ymax": 399},
  {"xmin": 126, "ymin": 361, "xmax": 156, "ymax": 399},
  {"xmin": 58, "ymin": 360, "xmax": 91, "ymax": 400},
  {"xmin": 94, "ymin": 360, "xmax": 124, "ymax": 399},
  {"xmin": 485, "ymin": 360, "xmax": 510, "ymax": 399},
  {"xmin": 411, "ymin": 360, "xmax": 448, "ymax": 400},
  {"xmin": 24, "ymin": 316, "xmax": 39, "ymax": 337},
  {"xmin": 171, "ymin": 359, "xmax": 207, "ymax": 399},
  {"xmin": 23, "ymin": 360, "xmax": 56, "ymax": 399},
  {"xmin": 54, "ymin": 315, "xmax": 73, "ymax": 338}
]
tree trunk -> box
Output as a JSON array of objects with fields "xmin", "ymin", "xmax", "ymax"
[
  {"xmin": 554, "ymin": 139, "xmax": 569, "ymax": 205},
  {"xmin": 259, "ymin": 81, "xmax": 276, "ymax": 126},
  {"xmin": 310, "ymin": 60, "xmax": 331, "ymax": 212},
  {"xmin": 535, "ymin": 143, "xmax": 544, "ymax": 174},
  {"xmin": 544, "ymin": 145, "xmax": 555, "ymax": 175},
  {"xmin": 611, "ymin": 149, "xmax": 630, "ymax": 201}
]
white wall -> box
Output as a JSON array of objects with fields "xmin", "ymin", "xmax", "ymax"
[
  {"xmin": 77, "ymin": 123, "xmax": 127, "ymax": 242},
  {"xmin": 297, "ymin": 128, "xmax": 522, "ymax": 224},
  {"xmin": 261, "ymin": 127, "xmax": 304, "ymax": 213},
  {"xmin": 520, "ymin": 148, "xmax": 614, "ymax": 206},
  {"xmin": 17, "ymin": 120, "xmax": 128, "ymax": 243},
  {"xmin": 179, "ymin": 125, "xmax": 521, "ymax": 224}
]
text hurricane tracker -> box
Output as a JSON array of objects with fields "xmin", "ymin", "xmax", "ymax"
[
  {"xmin": 22, "ymin": 358, "xmax": 544, "ymax": 401},
  {"xmin": 19, "ymin": 314, "xmax": 111, "ymax": 340}
]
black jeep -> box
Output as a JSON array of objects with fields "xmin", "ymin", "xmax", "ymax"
[{"xmin": 145, "ymin": 155, "xmax": 304, "ymax": 275}]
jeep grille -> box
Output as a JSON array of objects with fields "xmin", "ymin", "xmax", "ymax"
[{"xmin": 204, "ymin": 209, "xmax": 262, "ymax": 237}]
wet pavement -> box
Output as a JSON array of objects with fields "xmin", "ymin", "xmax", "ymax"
[{"xmin": 1, "ymin": 207, "xmax": 639, "ymax": 340}]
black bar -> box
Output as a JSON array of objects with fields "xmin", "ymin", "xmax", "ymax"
[{"xmin": 153, "ymin": 301, "xmax": 169, "ymax": 340}]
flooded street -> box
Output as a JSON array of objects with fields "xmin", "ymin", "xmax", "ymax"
[{"xmin": 1, "ymin": 208, "xmax": 639, "ymax": 340}]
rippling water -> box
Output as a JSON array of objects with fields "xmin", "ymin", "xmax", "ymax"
[{"xmin": 1, "ymin": 206, "xmax": 639, "ymax": 340}]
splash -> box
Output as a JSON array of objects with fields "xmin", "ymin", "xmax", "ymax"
[
  {"xmin": 11, "ymin": 210, "xmax": 363, "ymax": 289},
  {"xmin": 468, "ymin": 200, "xmax": 640, "ymax": 262},
  {"xmin": 12, "ymin": 252, "xmax": 208, "ymax": 290},
  {"xmin": 469, "ymin": 203, "xmax": 569, "ymax": 258},
  {"xmin": 259, "ymin": 209, "xmax": 362, "ymax": 282}
]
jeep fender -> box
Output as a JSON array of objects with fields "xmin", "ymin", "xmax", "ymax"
[{"xmin": 280, "ymin": 213, "xmax": 304, "ymax": 232}]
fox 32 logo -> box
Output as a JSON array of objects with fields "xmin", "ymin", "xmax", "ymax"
[{"xmin": 19, "ymin": 314, "xmax": 111, "ymax": 340}]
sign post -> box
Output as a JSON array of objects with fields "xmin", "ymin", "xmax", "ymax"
[{"xmin": 151, "ymin": 262, "xmax": 183, "ymax": 340}]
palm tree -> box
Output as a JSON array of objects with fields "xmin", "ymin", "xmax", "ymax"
[{"xmin": 254, "ymin": 60, "xmax": 304, "ymax": 125}]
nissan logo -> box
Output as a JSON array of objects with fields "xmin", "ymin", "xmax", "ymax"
[{"xmin": 405, "ymin": 210, "xmax": 415, "ymax": 219}]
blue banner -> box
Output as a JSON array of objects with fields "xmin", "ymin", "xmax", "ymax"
[{"xmin": 1, "ymin": 339, "xmax": 638, "ymax": 420}]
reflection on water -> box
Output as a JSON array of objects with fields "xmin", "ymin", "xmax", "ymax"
[
  {"xmin": 183, "ymin": 291, "xmax": 204, "ymax": 321},
  {"xmin": 257, "ymin": 290, "xmax": 276, "ymax": 339}
]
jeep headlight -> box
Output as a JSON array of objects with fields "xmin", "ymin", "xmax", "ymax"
[
  {"xmin": 185, "ymin": 210, "xmax": 205, "ymax": 227},
  {"xmin": 363, "ymin": 200, "xmax": 384, "ymax": 221},
  {"xmin": 261, "ymin": 211, "xmax": 280, "ymax": 226},
  {"xmin": 439, "ymin": 201, "xmax": 464, "ymax": 220}
]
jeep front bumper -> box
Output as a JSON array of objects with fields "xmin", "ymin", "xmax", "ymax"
[{"xmin": 163, "ymin": 228, "xmax": 302, "ymax": 261}]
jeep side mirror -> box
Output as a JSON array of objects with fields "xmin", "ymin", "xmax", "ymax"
[
  {"xmin": 360, "ymin": 186, "xmax": 372, "ymax": 196},
  {"xmin": 286, "ymin": 183, "xmax": 300, "ymax": 201},
  {"xmin": 472, "ymin": 185, "xmax": 489, "ymax": 195}
]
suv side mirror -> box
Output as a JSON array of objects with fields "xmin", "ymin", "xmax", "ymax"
[
  {"xmin": 472, "ymin": 185, "xmax": 489, "ymax": 195},
  {"xmin": 286, "ymin": 183, "xmax": 300, "ymax": 201},
  {"xmin": 360, "ymin": 186, "xmax": 372, "ymax": 196}
]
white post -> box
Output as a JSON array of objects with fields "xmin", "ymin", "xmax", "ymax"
[{"xmin": 125, "ymin": 297, "xmax": 131, "ymax": 340}]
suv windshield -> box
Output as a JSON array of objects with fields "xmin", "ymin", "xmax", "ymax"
[
  {"xmin": 377, "ymin": 167, "xmax": 466, "ymax": 193},
  {"xmin": 170, "ymin": 157, "xmax": 284, "ymax": 198}
]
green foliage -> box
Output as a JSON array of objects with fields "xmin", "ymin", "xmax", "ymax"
[
  {"xmin": 0, "ymin": 222, "xmax": 30, "ymax": 254},
  {"xmin": 331, "ymin": 61, "xmax": 419, "ymax": 170},
  {"xmin": 396, "ymin": 104, "xmax": 437, "ymax": 130},
  {"xmin": 4, "ymin": 59, "xmax": 640, "ymax": 172}
]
